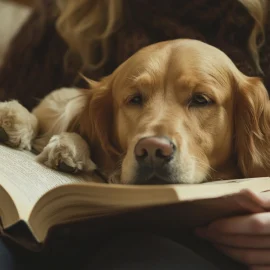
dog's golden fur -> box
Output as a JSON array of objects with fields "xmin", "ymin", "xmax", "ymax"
[{"xmin": 1, "ymin": 39, "xmax": 270, "ymax": 184}]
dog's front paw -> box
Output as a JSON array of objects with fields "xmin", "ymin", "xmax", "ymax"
[
  {"xmin": 36, "ymin": 132, "xmax": 96, "ymax": 173},
  {"xmin": 0, "ymin": 100, "xmax": 38, "ymax": 150}
]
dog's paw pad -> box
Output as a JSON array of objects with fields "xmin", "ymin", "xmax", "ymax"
[
  {"xmin": 0, "ymin": 127, "xmax": 9, "ymax": 142},
  {"xmin": 58, "ymin": 162, "xmax": 78, "ymax": 174}
]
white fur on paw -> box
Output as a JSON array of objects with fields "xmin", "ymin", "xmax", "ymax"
[
  {"xmin": 36, "ymin": 132, "xmax": 96, "ymax": 172},
  {"xmin": 0, "ymin": 100, "xmax": 38, "ymax": 150}
]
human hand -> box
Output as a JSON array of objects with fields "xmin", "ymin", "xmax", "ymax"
[{"xmin": 195, "ymin": 192, "xmax": 270, "ymax": 270}]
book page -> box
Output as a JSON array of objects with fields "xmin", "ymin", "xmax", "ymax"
[
  {"xmin": 173, "ymin": 177, "xmax": 270, "ymax": 201},
  {"xmin": 0, "ymin": 144, "xmax": 99, "ymax": 221}
]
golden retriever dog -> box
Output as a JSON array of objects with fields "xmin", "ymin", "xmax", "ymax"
[{"xmin": 0, "ymin": 39, "xmax": 269, "ymax": 184}]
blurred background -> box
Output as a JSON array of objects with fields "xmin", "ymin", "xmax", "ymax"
[{"xmin": 0, "ymin": 0, "xmax": 33, "ymax": 66}]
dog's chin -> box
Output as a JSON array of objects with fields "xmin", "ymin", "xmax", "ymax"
[
  {"xmin": 108, "ymin": 170, "xmax": 175, "ymax": 185},
  {"xmin": 132, "ymin": 172, "xmax": 178, "ymax": 185},
  {"xmin": 138, "ymin": 176, "xmax": 172, "ymax": 185},
  {"xmin": 108, "ymin": 167, "xmax": 209, "ymax": 185},
  {"xmin": 108, "ymin": 165, "xmax": 207, "ymax": 185}
]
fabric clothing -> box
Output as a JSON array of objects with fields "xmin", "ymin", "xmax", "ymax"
[{"xmin": 0, "ymin": 232, "xmax": 245, "ymax": 270}]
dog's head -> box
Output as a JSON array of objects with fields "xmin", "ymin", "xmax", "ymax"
[{"xmin": 80, "ymin": 39, "xmax": 270, "ymax": 184}]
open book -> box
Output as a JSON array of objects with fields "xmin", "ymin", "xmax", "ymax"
[{"xmin": 0, "ymin": 144, "xmax": 270, "ymax": 251}]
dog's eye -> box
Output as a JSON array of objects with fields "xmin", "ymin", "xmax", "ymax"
[
  {"xmin": 127, "ymin": 94, "xmax": 143, "ymax": 106},
  {"xmin": 189, "ymin": 94, "xmax": 213, "ymax": 107}
]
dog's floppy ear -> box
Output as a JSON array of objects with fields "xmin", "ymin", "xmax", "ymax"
[
  {"xmin": 234, "ymin": 75, "xmax": 270, "ymax": 177},
  {"xmin": 79, "ymin": 78, "xmax": 120, "ymax": 165}
]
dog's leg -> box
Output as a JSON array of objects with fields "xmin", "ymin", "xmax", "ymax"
[
  {"xmin": 36, "ymin": 132, "xmax": 96, "ymax": 173},
  {"xmin": 31, "ymin": 87, "xmax": 88, "ymax": 152},
  {"xmin": 0, "ymin": 100, "xmax": 38, "ymax": 150},
  {"xmin": 31, "ymin": 88, "xmax": 95, "ymax": 173},
  {"xmin": 0, "ymin": 88, "xmax": 95, "ymax": 173}
]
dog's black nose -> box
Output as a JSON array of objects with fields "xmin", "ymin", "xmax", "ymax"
[{"xmin": 134, "ymin": 136, "xmax": 175, "ymax": 166}]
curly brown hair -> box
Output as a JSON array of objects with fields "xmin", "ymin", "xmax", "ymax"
[{"xmin": 56, "ymin": 0, "xmax": 267, "ymax": 73}]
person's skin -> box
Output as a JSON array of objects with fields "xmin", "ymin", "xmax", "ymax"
[{"xmin": 195, "ymin": 192, "xmax": 270, "ymax": 270}]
